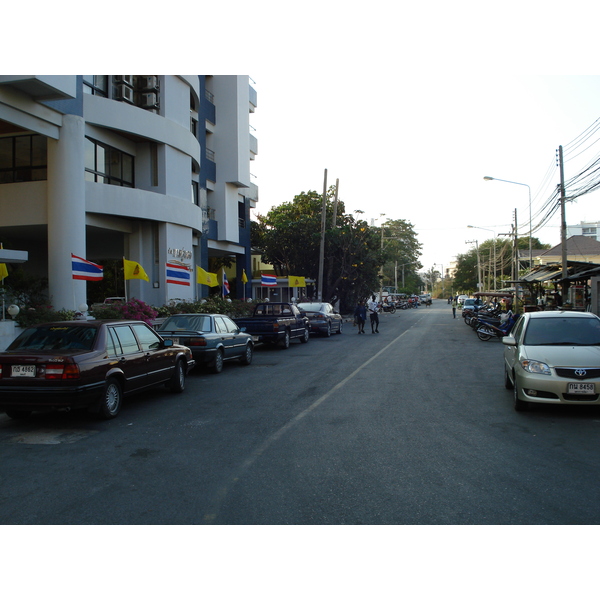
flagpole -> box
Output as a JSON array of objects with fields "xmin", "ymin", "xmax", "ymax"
[{"xmin": 123, "ymin": 257, "xmax": 128, "ymax": 302}]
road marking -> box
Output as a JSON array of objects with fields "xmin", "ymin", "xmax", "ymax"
[{"xmin": 203, "ymin": 317, "xmax": 425, "ymax": 522}]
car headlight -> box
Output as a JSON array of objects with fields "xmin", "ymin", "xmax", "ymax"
[{"xmin": 520, "ymin": 360, "xmax": 551, "ymax": 375}]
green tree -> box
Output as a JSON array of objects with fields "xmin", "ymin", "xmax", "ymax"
[
  {"xmin": 379, "ymin": 219, "xmax": 422, "ymax": 293},
  {"xmin": 252, "ymin": 190, "xmax": 388, "ymax": 310}
]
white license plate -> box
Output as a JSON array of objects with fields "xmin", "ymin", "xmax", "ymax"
[
  {"xmin": 568, "ymin": 382, "xmax": 595, "ymax": 394},
  {"xmin": 12, "ymin": 365, "xmax": 36, "ymax": 378},
  {"xmin": 251, "ymin": 336, "xmax": 259, "ymax": 342},
  {"xmin": 165, "ymin": 337, "xmax": 179, "ymax": 344}
]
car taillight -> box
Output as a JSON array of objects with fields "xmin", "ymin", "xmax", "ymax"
[
  {"xmin": 187, "ymin": 337, "xmax": 207, "ymax": 347},
  {"xmin": 45, "ymin": 363, "xmax": 80, "ymax": 380}
]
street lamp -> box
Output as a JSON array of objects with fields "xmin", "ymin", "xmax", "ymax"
[
  {"xmin": 483, "ymin": 176, "xmax": 533, "ymax": 271},
  {"xmin": 467, "ymin": 225, "xmax": 497, "ymax": 290}
]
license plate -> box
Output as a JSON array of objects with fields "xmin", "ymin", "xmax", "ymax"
[
  {"xmin": 251, "ymin": 336, "xmax": 259, "ymax": 342},
  {"xmin": 164, "ymin": 337, "xmax": 179, "ymax": 344},
  {"xmin": 11, "ymin": 365, "xmax": 36, "ymax": 378},
  {"xmin": 568, "ymin": 382, "xmax": 595, "ymax": 394}
]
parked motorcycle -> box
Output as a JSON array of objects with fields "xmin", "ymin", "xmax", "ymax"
[
  {"xmin": 476, "ymin": 313, "xmax": 517, "ymax": 341},
  {"xmin": 381, "ymin": 303, "xmax": 396, "ymax": 313}
]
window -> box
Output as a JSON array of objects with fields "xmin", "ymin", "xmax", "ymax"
[
  {"xmin": 83, "ymin": 75, "xmax": 108, "ymax": 97},
  {"xmin": 110, "ymin": 326, "xmax": 141, "ymax": 355},
  {"xmin": 131, "ymin": 324, "xmax": 161, "ymax": 351},
  {"xmin": 0, "ymin": 135, "xmax": 47, "ymax": 184},
  {"xmin": 85, "ymin": 137, "xmax": 134, "ymax": 187}
]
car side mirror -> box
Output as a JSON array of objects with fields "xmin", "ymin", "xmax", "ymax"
[
  {"xmin": 240, "ymin": 326, "xmax": 247, "ymax": 332},
  {"xmin": 163, "ymin": 339, "xmax": 174, "ymax": 347},
  {"xmin": 502, "ymin": 337, "xmax": 516, "ymax": 346}
]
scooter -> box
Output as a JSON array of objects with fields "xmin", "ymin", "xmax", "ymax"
[{"xmin": 476, "ymin": 313, "xmax": 517, "ymax": 341}]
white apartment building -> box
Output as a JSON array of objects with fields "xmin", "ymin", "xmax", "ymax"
[
  {"xmin": 566, "ymin": 220, "xmax": 600, "ymax": 241},
  {"xmin": 0, "ymin": 75, "xmax": 257, "ymax": 311}
]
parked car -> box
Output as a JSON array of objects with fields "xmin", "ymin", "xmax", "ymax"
[
  {"xmin": 0, "ymin": 320, "xmax": 195, "ymax": 420},
  {"xmin": 157, "ymin": 313, "xmax": 253, "ymax": 373},
  {"xmin": 233, "ymin": 302, "xmax": 310, "ymax": 348},
  {"xmin": 297, "ymin": 302, "xmax": 343, "ymax": 336},
  {"xmin": 502, "ymin": 311, "xmax": 600, "ymax": 411}
]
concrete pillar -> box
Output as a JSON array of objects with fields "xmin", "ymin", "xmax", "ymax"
[{"xmin": 47, "ymin": 114, "xmax": 86, "ymax": 311}]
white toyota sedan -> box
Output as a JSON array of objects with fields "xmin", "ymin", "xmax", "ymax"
[{"xmin": 503, "ymin": 311, "xmax": 600, "ymax": 411}]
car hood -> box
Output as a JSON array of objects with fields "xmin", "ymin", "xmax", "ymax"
[{"xmin": 521, "ymin": 344, "xmax": 600, "ymax": 367}]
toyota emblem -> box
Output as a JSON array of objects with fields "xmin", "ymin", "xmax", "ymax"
[{"xmin": 574, "ymin": 369, "xmax": 587, "ymax": 377}]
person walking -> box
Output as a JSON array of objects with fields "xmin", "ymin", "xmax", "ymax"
[
  {"xmin": 354, "ymin": 300, "xmax": 367, "ymax": 334},
  {"xmin": 368, "ymin": 295, "xmax": 380, "ymax": 333},
  {"xmin": 451, "ymin": 297, "xmax": 458, "ymax": 319}
]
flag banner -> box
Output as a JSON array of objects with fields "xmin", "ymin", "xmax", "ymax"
[
  {"xmin": 0, "ymin": 262, "xmax": 8, "ymax": 282},
  {"xmin": 72, "ymin": 254, "xmax": 103, "ymax": 281},
  {"xmin": 242, "ymin": 269, "xmax": 248, "ymax": 284},
  {"xmin": 288, "ymin": 276, "xmax": 306, "ymax": 287},
  {"xmin": 166, "ymin": 262, "xmax": 191, "ymax": 286},
  {"xmin": 123, "ymin": 258, "xmax": 150, "ymax": 282},
  {"xmin": 261, "ymin": 274, "xmax": 277, "ymax": 286},
  {"xmin": 196, "ymin": 266, "xmax": 219, "ymax": 287},
  {"xmin": 222, "ymin": 270, "xmax": 230, "ymax": 296}
]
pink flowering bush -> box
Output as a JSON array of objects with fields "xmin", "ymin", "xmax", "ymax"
[{"xmin": 90, "ymin": 298, "xmax": 158, "ymax": 325}]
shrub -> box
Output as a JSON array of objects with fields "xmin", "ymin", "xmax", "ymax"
[
  {"xmin": 89, "ymin": 298, "xmax": 158, "ymax": 325},
  {"xmin": 14, "ymin": 305, "xmax": 77, "ymax": 328}
]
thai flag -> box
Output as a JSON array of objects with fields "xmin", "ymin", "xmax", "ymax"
[
  {"xmin": 261, "ymin": 274, "xmax": 277, "ymax": 286},
  {"xmin": 166, "ymin": 262, "xmax": 191, "ymax": 286},
  {"xmin": 72, "ymin": 254, "xmax": 103, "ymax": 281},
  {"xmin": 223, "ymin": 270, "xmax": 230, "ymax": 296}
]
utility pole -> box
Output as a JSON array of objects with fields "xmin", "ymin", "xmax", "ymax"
[
  {"xmin": 466, "ymin": 240, "xmax": 481, "ymax": 292},
  {"xmin": 317, "ymin": 169, "xmax": 327, "ymax": 301},
  {"xmin": 558, "ymin": 145, "xmax": 568, "ymax": 290},
  {"xmin": 332, "ymin": 178, "xmax": 339, "ymax": 228}
]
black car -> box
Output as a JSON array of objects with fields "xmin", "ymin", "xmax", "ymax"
[
  {"xmin": 0, "ymin": 320, "xmax": 195, "ymax": 419},
  {"xmin": 157, "ymin": 313, "xmax": 253, "ymax": 373},
  {"xmin": 296, "ymin": 302, "xmax": 343, "ymax": 336}
]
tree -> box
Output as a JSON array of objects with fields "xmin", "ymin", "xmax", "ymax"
[
  {"xmin": 252, "ymin": 190, "xmax": 388, "ymax": 310},
  {"xmin": 378, "ymin": 219, "xmax": 422, "ymax": 293}
]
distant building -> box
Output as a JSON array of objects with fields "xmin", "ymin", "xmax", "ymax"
[
  {"xmin": 566, "ymin": 220, "xmax": 600, "ymax": 240},
  {"xmin": 0, "ymin": 75, "xmax": 257, "ymax": 310},
  {"xmin": 537, "ymin": 235, "xmax": 600, "ymax": 266}
]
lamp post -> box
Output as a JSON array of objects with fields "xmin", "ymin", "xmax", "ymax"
[
  {"xmin": 467, "ymin": 225, "xmax": 497, "ymax": 290},
  {"xmin": 483, "ymin": 176, "xmax": 533, "ymax": 271}
]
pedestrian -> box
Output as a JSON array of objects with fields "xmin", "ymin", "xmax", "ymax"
[
  {"xmin": 452, "ymin": 297, "xmax": 458, "ymax": 319},
  {"xmin": 354, "ymin": 300, "xmax": 367, "ymax": 334},
  {"xmin": 368, "ymin": 294, "xmax": 380, "ymax": 333}
]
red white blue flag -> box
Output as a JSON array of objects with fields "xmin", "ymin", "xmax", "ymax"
[
  {"xmin": 261, "ymin": 274, "xmax": 277, "ymax": 286},
  {"xmin": 166, "ymin": 262, "xmax": 191, "ymax": 286},
  {"xmin": 72, "ymin": 254, "xmax": 103, "ymax": 281},
  {"xmin": 222, "ymin": 270, "xmax": 230, "ymax": 296}
]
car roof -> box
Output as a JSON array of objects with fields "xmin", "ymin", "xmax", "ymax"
[{"xmin": 525, "ymin": 311, "xmax": 598, "ymax": 320}]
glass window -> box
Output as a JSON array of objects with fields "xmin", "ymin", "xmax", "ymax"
[
  {"xmin": 0, "ymin": 135, "xmax": 47, "ymax": 184},
  {"xmin": 111, "ymin": 326, "xmax": 140, "ymax": 354},
  {"xmin": 131, "ymin": 324, "xmax": 162, "ymax": 351},
  {"xmin": 83, "ymin": 75, "xmax": 108, "ymax": 97},
  {"xmin": 84, "ymin": 137, "xmax": 134, "ymax": 187}
]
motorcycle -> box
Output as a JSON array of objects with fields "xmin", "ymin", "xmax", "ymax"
[
  {"xmin": 381, "ymin": 303, "xmax": 396, "ymax": 313},
  {"xmin": 476, "ymin": 312, "xmax": 517, "ymax": 341}
]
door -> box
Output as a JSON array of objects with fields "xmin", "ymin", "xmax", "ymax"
[
  {"xmin": 109, "ymin": 325, "xmax": 147, "ymax": 392},
  {"xmin": 131, "ymin": 323, "xmax": 174, "ymax": 386}
]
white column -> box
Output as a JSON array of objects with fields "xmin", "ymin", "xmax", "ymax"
[{"xmin": 47, "ymin": 114, "xmax": 86, "ymax": 311}]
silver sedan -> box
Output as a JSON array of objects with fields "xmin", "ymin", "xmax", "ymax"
[{"xmin": 503, "ymin": 311, "xmax": 600, "ymax": 411}]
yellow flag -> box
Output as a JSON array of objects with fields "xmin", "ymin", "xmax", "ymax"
[
  {"xmin": 288, "ymin": 276, "xmax": 306, "ymax": 287},
  {"xmin": 123, "ymin": 258, "xmax": 150, "ymax": 282},
  {"xmin": 196, "ymin": 266, "xmax": 219, "ymax": 287},
  {"xmin": 242, "ymin": 269, "xmax": 248, "ymax": 284},
  {"xmin": 0, "ymin": 262, "xmax": 7, "ymax": 282}
]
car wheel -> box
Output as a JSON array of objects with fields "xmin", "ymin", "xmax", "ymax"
[
  {"xmin": 98, "ymin": 377, "xmax": 123, "ymax": 419},
  {"xmin": 280, "ymin": 330, "xmax": 291, "ymax": 349},
  {"xmin": 169, "ymin": 360, "xmax": 186, "ymax": 393},
  {"xmin": 239, "ymin": 343, "xmax": 253, "ymax": 365},
  {"xmin": 337, "ymin": 321, "xmax": 343, "ymax": 334},
  {"xmin": 504, "ymin": 366, "xmax": 514, "ymax": 390},
  {"xmin": 513, "ymin": 380, "xmax": 529, "ymax": 411},
  {"xmin": 300, "ymin": 327, "xmax": 309, "ymax": 344},
  {"xmin": 210, "ymin": 349, "xmax": 224, "ymax": 373},
  {"xmin": 4, "ymin": 409, "xmax": 32, "ymax": 419},
  {"xmin": 325, "ymin": 322, "xmax": 331, "ymax": 337}
]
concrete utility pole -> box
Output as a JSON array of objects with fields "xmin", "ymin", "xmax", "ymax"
[
  {"xmin": 558, "ymin": 145, "xmax": 568, "ymax": 285},
  {"xmin": 332, "ymin": 178, "xmax": 339, "ymax": 228},
  {"xmin": 317, "ymin": 169, "xmax": 327, "ymax": 301}
]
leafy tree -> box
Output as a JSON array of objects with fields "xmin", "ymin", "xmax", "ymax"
[
  {"xmin": 379, "ymin": 219, "xmax": 422, "ymax": 293},
  {"xmin": 252, "ymin": 190, "xmax": 390, "ymax": 310}
]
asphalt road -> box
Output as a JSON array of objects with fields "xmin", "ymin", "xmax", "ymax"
[{"xmin": 2, "ymin": 301, "xmax": 600, "ymax": 525}]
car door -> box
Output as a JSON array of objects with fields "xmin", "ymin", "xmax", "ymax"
[
  {"xmin": 131, "ymin": 323, "xmax": 174, "ymax": 386},
  {"xmin": 108, "ymin": 325, "xmax": 148, "ymax": 392},
  {"xmin": 222, "ymin": 315, "xmax": 247, "ymax": 358},
  {"xmin": 214, "ymin": 316, "xmax": 236, "ymax": 359},
  {"xmin": 504, "ymin": 315, "xmax": 525, "ymax": 376}
]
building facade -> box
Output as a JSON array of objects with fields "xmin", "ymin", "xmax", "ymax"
[{"xmin": 0, "ymin": 75, "xmax": 257, "ymax": 310}]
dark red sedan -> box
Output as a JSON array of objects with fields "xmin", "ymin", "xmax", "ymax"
[{"xmin": 0, "ymin": 320, "xmax": 195, "ymax": 419}]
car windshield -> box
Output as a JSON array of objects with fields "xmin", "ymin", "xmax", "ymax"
[
  {"xmin": 9, "ymin": 325, "xmax": 97, "ymax": 351},
  {"xmin": 160, "ymin": 315, "xmax": 212, "ymax": 332},
  {"xmin": 523, "ymin": 316, "xmax": 600, "ymax": 346},
  {"xmin": 298, "ymin": 303, "xmax": 324, "ymax": 312}
]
